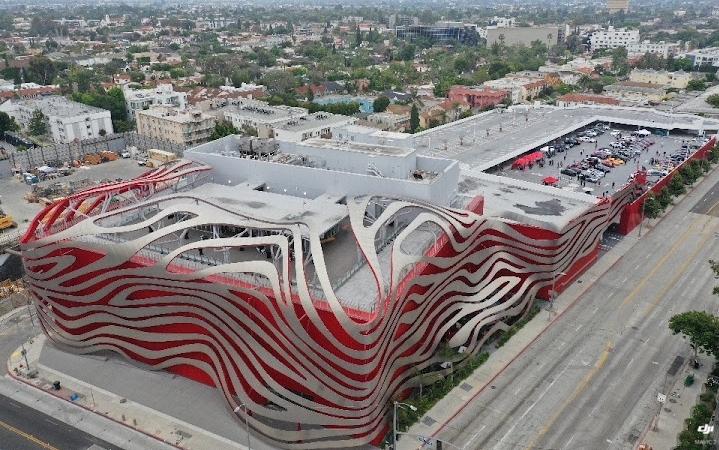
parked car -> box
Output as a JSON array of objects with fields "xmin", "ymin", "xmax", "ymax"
[{"xmin": 561, "ymin": 168, "xmax": 578, "ymax": 176}]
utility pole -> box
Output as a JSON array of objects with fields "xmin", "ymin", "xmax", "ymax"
[{"xmin": 234, "ymin": 403, "xmax": 251, "ymax": 450}]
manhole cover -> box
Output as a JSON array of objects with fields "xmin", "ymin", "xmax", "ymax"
[
  {"xmin": 422, "ymin": 416, "xmax": 436, "ymax": 426},
  {"xmin": 460, "ymin": 383, "xmax": 473, "ymax": 391}
]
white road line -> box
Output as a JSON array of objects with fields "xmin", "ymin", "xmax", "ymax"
[
  {"xmin": 575, "ymin": 324, "xmax": 583, "ymax": 331},
  {"xmin": 626, "ymin": 357, "xmax": 635, "ymax": 369},
  {"xmin": 494, "ymin": 362, "xmax": 573, "ymax": 448},
  {"xmin": 464, "ymin": 424, "xmax": 488, "ymax": 448},
  {"xmin": 564, "ymin": 433, "xmax": 576, "ymax": 449}
]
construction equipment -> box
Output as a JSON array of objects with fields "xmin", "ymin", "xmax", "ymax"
[{"xmin": 0, "ymin": 209, "xmax": 16, "ymax": 231}]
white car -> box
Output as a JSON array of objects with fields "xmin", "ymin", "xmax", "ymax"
[
  {"xmin": 579, "ymin": 136, "xmax": 597, "ymax": 143},
  {"xmin": 610, "ymin": 131, "xmax": 621, "ymax": 137},
  {"xmin": 121, "ymin": 151, "xmax": 131, "ymax": 158}
]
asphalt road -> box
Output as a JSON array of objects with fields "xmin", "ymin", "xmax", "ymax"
[
  {"xmin": 0, "ymin": 392, "xmax": 123, "ymax": 450},
  {"xmin": 433, "ymin": 171, "xmax": 719, "ymax": 449}
]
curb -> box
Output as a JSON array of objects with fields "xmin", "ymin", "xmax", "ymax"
[
  {"xmin": 426, "ymin": 165, "xmax": 719, "ymax": 447},
  {"xmin": 5, "ymin": 361, "xmax": 183, "ymax": 450},
  {"xmin": 427, "ymin": 234, "xmax": 639, "ymax": 442}
]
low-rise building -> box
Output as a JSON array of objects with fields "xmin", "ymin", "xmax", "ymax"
[
  {"xmin": 123, "ymin": 84, "xmax": 187, "ymax": 120},
  {"xmin": 485, "ymin": 25, "xmax": 559, "ymax": 48},
  {"xmin": 447, "ymin": 86, "xmax": 508, "ymax": 110},
  {"xmin": 603, "ymin": 81, "xmax": 665, "ymax": 105},
  {"xmin": 221, "ymin": 99, "xmax": 309, "ymax": 138},
  {"xmin": 367, "ymin": 111, "xmax": 410, "ymax": 132},
  {"xmin": 556, "ymin": 93, "xmax": 621, "ymax": 107},
  {"xmin": 136, "ymin": 106, "xmax": 216, "ymax": 147},
  {"xmin": 626, "ymin": 40, "xmax": 682, "ymax": 58},
  {"xmin": 683, "ymin": 47, "xmax": 719, "ymax": 69},
  {"xmin": 589, "ymin": 26, "xmax": 640, "ymax": 51},
  {"xmin": 273, "ymin": 112, "xmax": 357, "ymax": 142},
  {"xmin": 628, "ymin": 69, "xmax": 701, "ymax": 89},
  {"xmin": 0, "ymin": 96, "xmax": 113, "ymax": 143}
]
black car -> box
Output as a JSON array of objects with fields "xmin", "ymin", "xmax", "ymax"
[{"xmin": 561, "ymin": 168, "xmax": 578, "ymax": 176}]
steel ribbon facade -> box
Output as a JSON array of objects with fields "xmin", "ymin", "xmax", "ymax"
[{"xmin": 21, "ymin": 161, "xmax": 625, "ymax": 448}]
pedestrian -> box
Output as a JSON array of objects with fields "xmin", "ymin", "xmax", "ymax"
[{"xmin": 612, "ymin": 182, "xmax": 615, "ymax": 188}]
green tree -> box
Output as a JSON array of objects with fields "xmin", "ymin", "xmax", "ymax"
[
  {"xmin": 687, "ymin": 79, "xmax": 706, "ymax": 91},
  {"xmin": 28, "ymin": 109, "xmax": 47, "ymax": 136},
  {"xmin": 668, "ymin": 173, "xmax": 686, "ymax": 196},
  {"xmin": 398, "ymin": 44, "xmax": 416, "ymax": 62},
  {"xmin": 210, "ymin": 120, "xmax": 238, "ymax": 140},
  {"xmin": 643, "ymin": 193, "xmax": 662, "ymax": 219},
  {"xmin": 410, "ymin": 104, "xmax": 420, "ymax": 134},
  {"xmin": 611, "ymin": 47, "xmax": 629, "ymax": 75},
  {"xmin": 669, "ymin": 311, "xmax": 719, "ymax": 359},
  {"xmin": 373, "ymin": 96, "xmax": 390, "ymax": 113},
  {"xmin": 261, "ymin": 70, "xmax": 296, "ymax": 95},
  {"xmin": 129, "ymin": 71, "xmax": 145, "ymax": 83},
  {"xmin": 705, "ymin": 94, "xmax": 719, "ymax": 109},
  {"xmin": 0, "ymin": 111, "xmax": 18, "ymax": 136}
]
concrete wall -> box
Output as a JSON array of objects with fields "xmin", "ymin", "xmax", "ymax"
[
  {"xmin": 188, "ymin": 150, "xmax": 459, "ymax": 206},
  {"xmin": 8, "ymin": 132, "xmax": 185, "ymax": 172}
]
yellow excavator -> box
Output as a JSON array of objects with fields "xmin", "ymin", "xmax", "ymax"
[{"xmin": 0, "ymin": 208, "xmax": 16, "ymax": 231}]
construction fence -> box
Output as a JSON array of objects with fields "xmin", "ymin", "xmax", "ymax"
[{"xmin": 7, "ymin": 132, "xmax": 186, "ymax": 172}]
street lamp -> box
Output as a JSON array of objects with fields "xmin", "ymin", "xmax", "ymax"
[
  {"xmin": 548, "ymin": 271, "xmax": 567, "ymax": 321},
  {"xmin": 393, "ymin": 401, "xmax": 417, "ymax": 449},
  {"xmin": 233, "ymin": 403, "xmax": 251, "ymax": 450}
]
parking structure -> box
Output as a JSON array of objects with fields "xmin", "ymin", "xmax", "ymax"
[{"xmin": 496, "ymin": 121, "xmax": 709, "ymax": 197}]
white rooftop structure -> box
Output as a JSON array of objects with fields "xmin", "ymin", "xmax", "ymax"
[{"xmin": 185, "ymin": 135, "xmax": 459, "ymax": 206}]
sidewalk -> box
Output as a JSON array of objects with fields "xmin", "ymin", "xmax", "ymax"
[
  {"xmin": 7, "ymin": 334, "xmax": 256, "ymax": 450},
  {"xmin": 399, "ymin": 158, "xmax": 719, "ymax": 450},
  {"xmin": 641, "ymin": 360, "xmax": 713, "ymax": 450},
  {"xmin": 398, "ymin": 228, "xmax": 641, "ymax": 449}
]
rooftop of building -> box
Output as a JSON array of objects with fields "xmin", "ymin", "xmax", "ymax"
[
  {"xmin": 413, "ymin": 105, "xmax": 719, "ymax": 172},
  {"xmin": 9, "ymin": 95, "xmax": 108, "ymax": 117},
  {"xmin": 137, "ymin": 106, "xmax": 214, "ymax": 123},
  {"xmin": 123, "ymin": 83, "xmax": 183, "ymax": 100},
  {"xmin": 223, "ymin": 99, "xmax": 308, "ymax": 122},
  {"xmin": 274, "ymin": 111, "xmax": 353, "ymax": 132}
]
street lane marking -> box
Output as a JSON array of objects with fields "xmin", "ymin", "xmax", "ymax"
[
  {"xmin": 526, "ymin": 341, "xmax": 613, "ymax": 450},
  {"xmin": 463, "ymin": 424, "xmax": 487, "ymax": 448},
  {"xmin": 495, "ymin": 361, "xmax": 574, "ymax": 448},
  {"xmin": 619, "ymin": 213, "xmax": 709, "ymax": 309},
  {"xmin": 0, "ymin": 418, "xmax": 59, "ymax": 450},
  {"xmin": 641, "ymin": 221, "xmax": 717, "ymax": 318}
]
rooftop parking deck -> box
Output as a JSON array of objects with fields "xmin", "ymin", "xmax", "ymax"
[
  {"xmin": 414, "ymin": 105, "xmax": 719, "ymax": 172},
  {"xmin": 496, "ymin": 125, "xmax": 709, "ymax": 198}
]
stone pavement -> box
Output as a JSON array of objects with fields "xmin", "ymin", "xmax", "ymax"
[{"xmin": 7, "ymin": 334, "xmax": 263, "ymax": 450}]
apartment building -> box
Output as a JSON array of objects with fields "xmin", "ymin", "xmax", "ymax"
[
  {"xmin": 447, "ymin": 86, "xmax": 508, "ymax": 109},
  {"xmin": 628, "ymin": 69, "xmax": 701, "ymax": 89},
  {"xmin": 222, "ymin": 99, "xmax": 309, "ymax": 138},
  {"xmin": 136, "ymin": 106, "xmax": 216, "ymax": 147},
  {"xmin": 684, "ymin": 47, "xmax": 719, "ymax": 69},
  {"xmin": 0, "ymin": 96, "xmax": 113, "ymax": 144},
  {"xmin": 607, "ymin": 0, "xmax": 630, "ymax": 14},
  {"xmin": 123, "ymin": 84, "xmax": 187, "ymax": 120},
  {"xmin": 626, "ymin": 40, "xmax": 682, "ymax": 58},
  {"xmin": 589, "ymin": 27, "xmax": 639, "ymax": 51},
  {"xmin": 366, "ymin": 111, "xmax": 410, "ymax": 132},
  {"xmin": 272, "ymin": 112, "xmax": 357, "ymax": 142}
]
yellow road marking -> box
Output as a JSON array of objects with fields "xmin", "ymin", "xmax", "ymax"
[
  {"xmin": 0, "ymin": 418, "xmax": 60, "ymax": 450},
  {"xmin": 526, "ymin": 200, "xmax": 719, "ymax": 449},
  {"xmin": 526, "ymin": 341, "xmax": 613, "ymax": 450},
  {"xmin": 641, "ymin": 218, "xmax": 717, "ymax": 318},
  {"xmin": 620, "ymin": 212, "xmax": 711, "ymax": 309}
]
